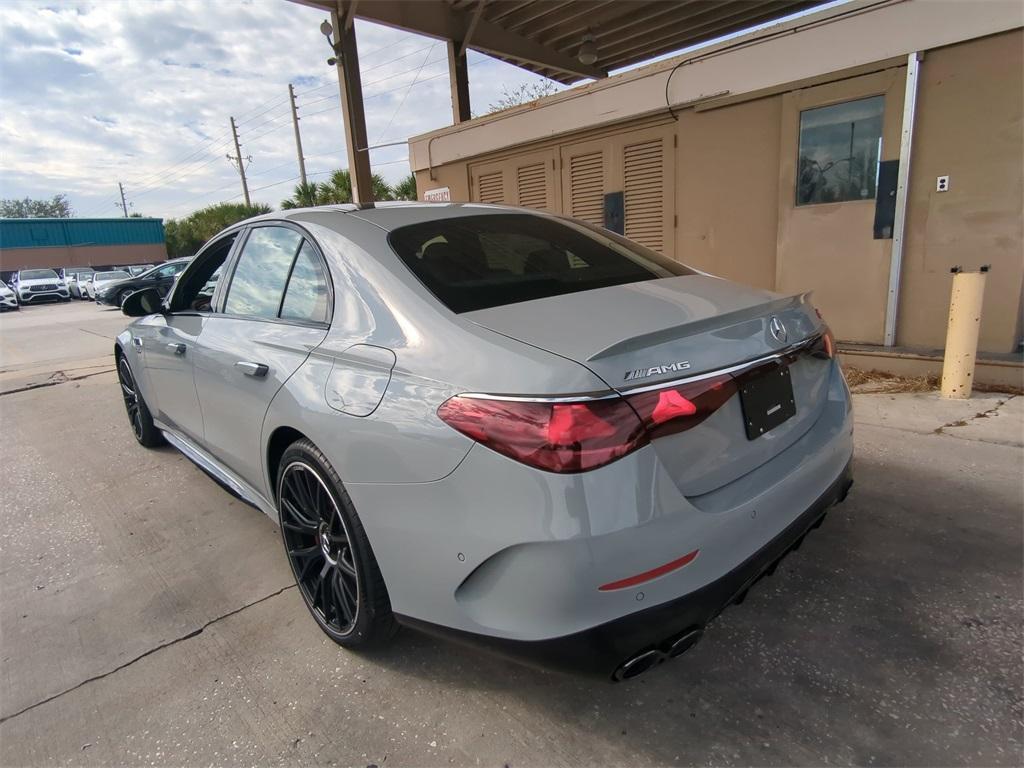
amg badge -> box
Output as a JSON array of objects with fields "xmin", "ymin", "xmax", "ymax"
[{"xmin": 624, "ymin": 361, "xmax": 691, "ymax": 382}]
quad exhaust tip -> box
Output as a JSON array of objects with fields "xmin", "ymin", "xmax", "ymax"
[
  {"xmin": 611, "ymin": 482, "xmax": 852, "ymax": 681},
  {"xmin": 613, "ymin": 628, "xmax": 703, "ymax": 681}
]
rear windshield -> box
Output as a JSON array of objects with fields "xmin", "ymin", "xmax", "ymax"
[
  {"xmin": 387, "ymin": 213, "xmax": 695, "ymax": 313},
  {"xmin": 21, "ymin": 269, "xmax": 58, "ymax": 280}
]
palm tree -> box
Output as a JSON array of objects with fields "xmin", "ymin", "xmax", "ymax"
[
  {"xmin": 391, "ymin": 174, "xmax": 417, "ymax": 201},
  {"xmin": 280, "ymin": 181, "xmax": 323, "ymax": 209},
  {"xmin": 319, "ymin": 170, "xmax": 352, "ymax": 204},
  {"xmin": 320, "ymin": 169, "xmax": 396, "ymax": 203},
  {"xmin": 281, "ymin": 169, "xmax": 399, "ymax": 208}
]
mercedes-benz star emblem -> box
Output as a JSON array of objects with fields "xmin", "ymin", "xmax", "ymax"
[{"xmin": 769, "ymin": 316, "xmax": 788, "ymax": 343}]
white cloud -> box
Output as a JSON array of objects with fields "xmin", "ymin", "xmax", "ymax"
[{"xmin": 0, "ymin": 0, "xmax": 563, "ymax": 220}]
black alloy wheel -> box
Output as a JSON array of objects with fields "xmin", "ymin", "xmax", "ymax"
[
  {"xmin": 280, "ymin": 460, "xmax": 362, "ymax": 638},
  {"xmin": 118, "ymin": 357, "xmax": 144, "ymax": 441},
  {"xmin": 116, "ymin": 355, "xmax": 163, "ymax": 447}
]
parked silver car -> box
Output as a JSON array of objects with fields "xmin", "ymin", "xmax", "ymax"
[
  {"xmin": 115, "ymin": 203, "xmax": 853, "ymax": 679},
  {"xmin": 67, "ymin": 269, "xmax": 94, "ymax": 299},
  {"xmin": 86, "ymin": 270, "xmax": 130, "ymax": 301}
]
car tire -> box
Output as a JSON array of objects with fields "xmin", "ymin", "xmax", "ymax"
[
  {"xmin": 277, "ymin": 439, "xmax": 398, "ymax": 648},
  {"xmin": 116, "ymin": 354, "xmax": 164, "ymax": 448},
  {"xmin": 117, "ymin": 289, "xmax": 132, "ymax": 307}
]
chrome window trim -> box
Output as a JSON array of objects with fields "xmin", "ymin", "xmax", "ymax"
[{"xmin": 456, "ymin": 334, "xmax": 823, "ymax": 404}]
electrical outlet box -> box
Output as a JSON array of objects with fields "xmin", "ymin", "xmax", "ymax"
[{"xmin": 936, "ymin": 175, "xmax": 950, "ymax": 192}]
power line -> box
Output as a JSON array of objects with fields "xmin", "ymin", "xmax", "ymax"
[
  {"xmin": 131, "ymin": 150, "xmax": 234, "ymax": 200},
  {"xmin": 378, "ymin": 42, "xmax": 438, "ymax": 143},
  {"xmin": 121, "ymin": 129, "xmax": 234, "ymax": 191}
]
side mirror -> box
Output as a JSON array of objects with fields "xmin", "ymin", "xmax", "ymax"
[{"xmin": 121, "ymin": 287, "xmax": 163, "ymax": 317}]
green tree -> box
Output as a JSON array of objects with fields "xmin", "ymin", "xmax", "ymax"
[
  {"xmin": 0, "ymin": 194, "xmax": 73, "ymax": 218},
  {"xmin": 317, "ymin": 169, "xmax": 395, "ymax": 204},
  {"xmin": 280, "ymin": 181, "xmax": 325, "ymax": 209},
  {"xmin": 163, "ymin": 202, "xmax": 271, "ymax": 258},
  {"xmin": 391, "ymin": 173, "xmax": 417, "ymax": 201}
]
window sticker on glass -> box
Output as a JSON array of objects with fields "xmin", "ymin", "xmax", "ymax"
[{"xmin": 797, "ymin": 96, "xmax": 884, "ymax": 206}]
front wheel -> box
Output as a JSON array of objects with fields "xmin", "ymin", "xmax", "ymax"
[
  {"xmin": 277, "ymin": 439, "xmax": 397, "ymax": 647},
  {"xmin": 117, "ymin": 355, "xmax": 164, "ymax": 447},
  {"xmin": 117, "ymin": 289, "xmax": 132, "ymax": 307}
]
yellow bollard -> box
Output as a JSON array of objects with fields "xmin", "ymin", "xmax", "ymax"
[{"xmin": 940, "ymin": 267, "xmax": 988, "ymax": 399}]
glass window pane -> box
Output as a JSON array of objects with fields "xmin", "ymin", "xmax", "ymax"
[
  {"xmin": 797, "ymin": 95, "xmax": 884, "ymax": 205},
  {"xmin": 224, "ymin": 227, "xmax": 301, "ymax": 319},
  {"xmin": 280, "ymin": 241, "xmax": 330, "ymax": 324},
  {"xmin": 388, "ymin": 213, "xmax": 695, "ymax": 314}
]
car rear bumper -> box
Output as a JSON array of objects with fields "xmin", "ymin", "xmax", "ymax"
[
  {"xmin": 349, "ymin": 360, "xmax": 854, "ymax": 673},
  {"xmin": 397, "ymin": 459, "xmax": 852, "ymax": 679}
]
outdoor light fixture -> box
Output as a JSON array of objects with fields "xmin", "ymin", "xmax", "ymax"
[
  {"xmin": 578, "ymin": 32, "xmax": 598, "ymax": 66},
  {"xmin": 320, "ymin": 19, "xmax": 342, "ymax": 66}
]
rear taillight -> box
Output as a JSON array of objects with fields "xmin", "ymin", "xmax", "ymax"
[
  {"xmin": 437, "ymin": 395, "xmax": 647, "ymax": 473},
  {"xmin": 624, "ymin": 374, "xmax": 737, "ymax": 440},
  {"xmin": 439, "ymin": 373, "xmax": 738, "ymax": 473},
  {"xmin": 813, "ymin": 308, "xmax": 836, "ymax": 359}
]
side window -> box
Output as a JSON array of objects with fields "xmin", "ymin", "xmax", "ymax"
[
  {"xmin": 155, "ymin": 263, "xmax": 180, "ymax": 278},
  {"xmin": 223, "ymin": 227, "xmax": 302, "ymax": 319},
  {"xmin": 169, "ymin": 233, "xmax": 238, "ymax": 312},
  {"xmin": 797, "ymin": 95, "xmax": 884, "ymax": 205},
  {"xmin": 280, "ymin": 241, "xmax": 331, "ymax": 324}
]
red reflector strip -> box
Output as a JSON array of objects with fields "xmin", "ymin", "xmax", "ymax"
[{"xmin": 598, "ymin": 549, "xmax": 700, "ymax": 592}]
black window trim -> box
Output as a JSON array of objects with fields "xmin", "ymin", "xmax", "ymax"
[{"xmin": 215, "ymin": 220, "xmax": 335, "ymax": 329}]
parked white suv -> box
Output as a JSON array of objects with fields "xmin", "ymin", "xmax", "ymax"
[
  {"xmin": 12, "ymin": 269, "xmax": 70, "ymax": 304},
  {"xmin": 0, "ymin": 282, "xmax": 18, "ymax": 311}
]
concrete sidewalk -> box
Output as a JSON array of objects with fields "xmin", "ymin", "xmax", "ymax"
[{"xmin": 0, "ymin": 312, "xmax": 1020, "ymax": 766}]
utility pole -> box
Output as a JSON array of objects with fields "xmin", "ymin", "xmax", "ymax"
[
  {"xmin": 288, "ymin": 84, "xmax": 308, "ymax": 187},
  {"xmin": 117, "ymin": 182, "xmax": 129, "ymax": 217},
  {"xmin": 227, "ymin": 116, "xmax": 251, "ymax": 206}
]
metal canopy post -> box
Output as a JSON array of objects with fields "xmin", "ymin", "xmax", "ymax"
[
  {"xmin": 331, "ymin": 2, "xmax": 374, "ymax": 204},
  {"xmin": 447, "ymin": 40, "xmax": 471, "ymax": 123},
  {"xmin": 884, "ymin": 51, "xmax": 923, "ymax": 347}
]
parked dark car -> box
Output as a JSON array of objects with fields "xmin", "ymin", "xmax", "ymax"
[{"xmin": 95, "ymin": 258, "xmax": 190, "ymax": 307}]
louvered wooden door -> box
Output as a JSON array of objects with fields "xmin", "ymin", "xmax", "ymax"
[
  {"xmin": 560, "ymin": 126, "xmax": 675, "ymax": 258},
  {"xmin": 622, "ymin": 132, "xmax": 673, "ymax": 255},
  {"xmin": 470, "ymin": 150, "xmax": 557, "ymax": 211},
  {"xmin": 559, "ymin": 139, "xmax": 608, "ymax": 227}
]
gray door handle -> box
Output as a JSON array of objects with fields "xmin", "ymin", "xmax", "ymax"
[
  {"xmin": 236, "ymin": 361, "xmax": 269, "ymax": 378},
  {"xmin": 167, "ymin": 342, "xmax": 186, "ymax": 355}
]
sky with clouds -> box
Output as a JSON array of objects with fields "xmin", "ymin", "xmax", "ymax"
[{"xmin": 0, "ymin": 0, "xmax": 567, "ymax": 220}]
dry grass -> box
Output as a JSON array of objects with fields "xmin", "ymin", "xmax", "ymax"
[
  {"xmin": 843, "ymin": 366, "xmax": 939, "ymax": 394},
  {"xmin": 844, "ymin": 366, "xmax": 1023, "ymax": 396}
]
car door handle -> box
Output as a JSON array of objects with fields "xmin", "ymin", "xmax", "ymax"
[
  {"xmin": 236, "ymin": 361, "xmax": 269, "ymax": 378},
  {"xmin": 167, "ymin": 342, "xmax": 186, "ymax": 355}
]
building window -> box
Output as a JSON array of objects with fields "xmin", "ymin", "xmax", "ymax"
[{"xmin": 797, "ymin": 95, "xmax": 884, "ymax": 205}]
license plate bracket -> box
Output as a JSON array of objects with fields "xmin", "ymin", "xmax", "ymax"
[{"xmin": 738, "ymin": 362, "xmax": 796, "ymax": 440}]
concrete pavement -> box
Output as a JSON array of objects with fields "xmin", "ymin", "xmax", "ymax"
[{"xmin": 1, "ymin": 303, "xmax": 1021, "ymax": 766}]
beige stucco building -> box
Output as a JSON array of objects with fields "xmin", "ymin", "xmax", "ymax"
[{"xmin": 408, "ymin": 0, "xmax": 1023, "ymax": 385}]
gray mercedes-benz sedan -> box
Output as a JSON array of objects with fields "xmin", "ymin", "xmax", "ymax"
[{"xmin": 115, "ymin": 203, "xmax": 853, "ymax": 680}]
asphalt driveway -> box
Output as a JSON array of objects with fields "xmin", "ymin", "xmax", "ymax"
[{"xmin": 1, "ymin": 302, "xmax": 1021, "ymax": 766}]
